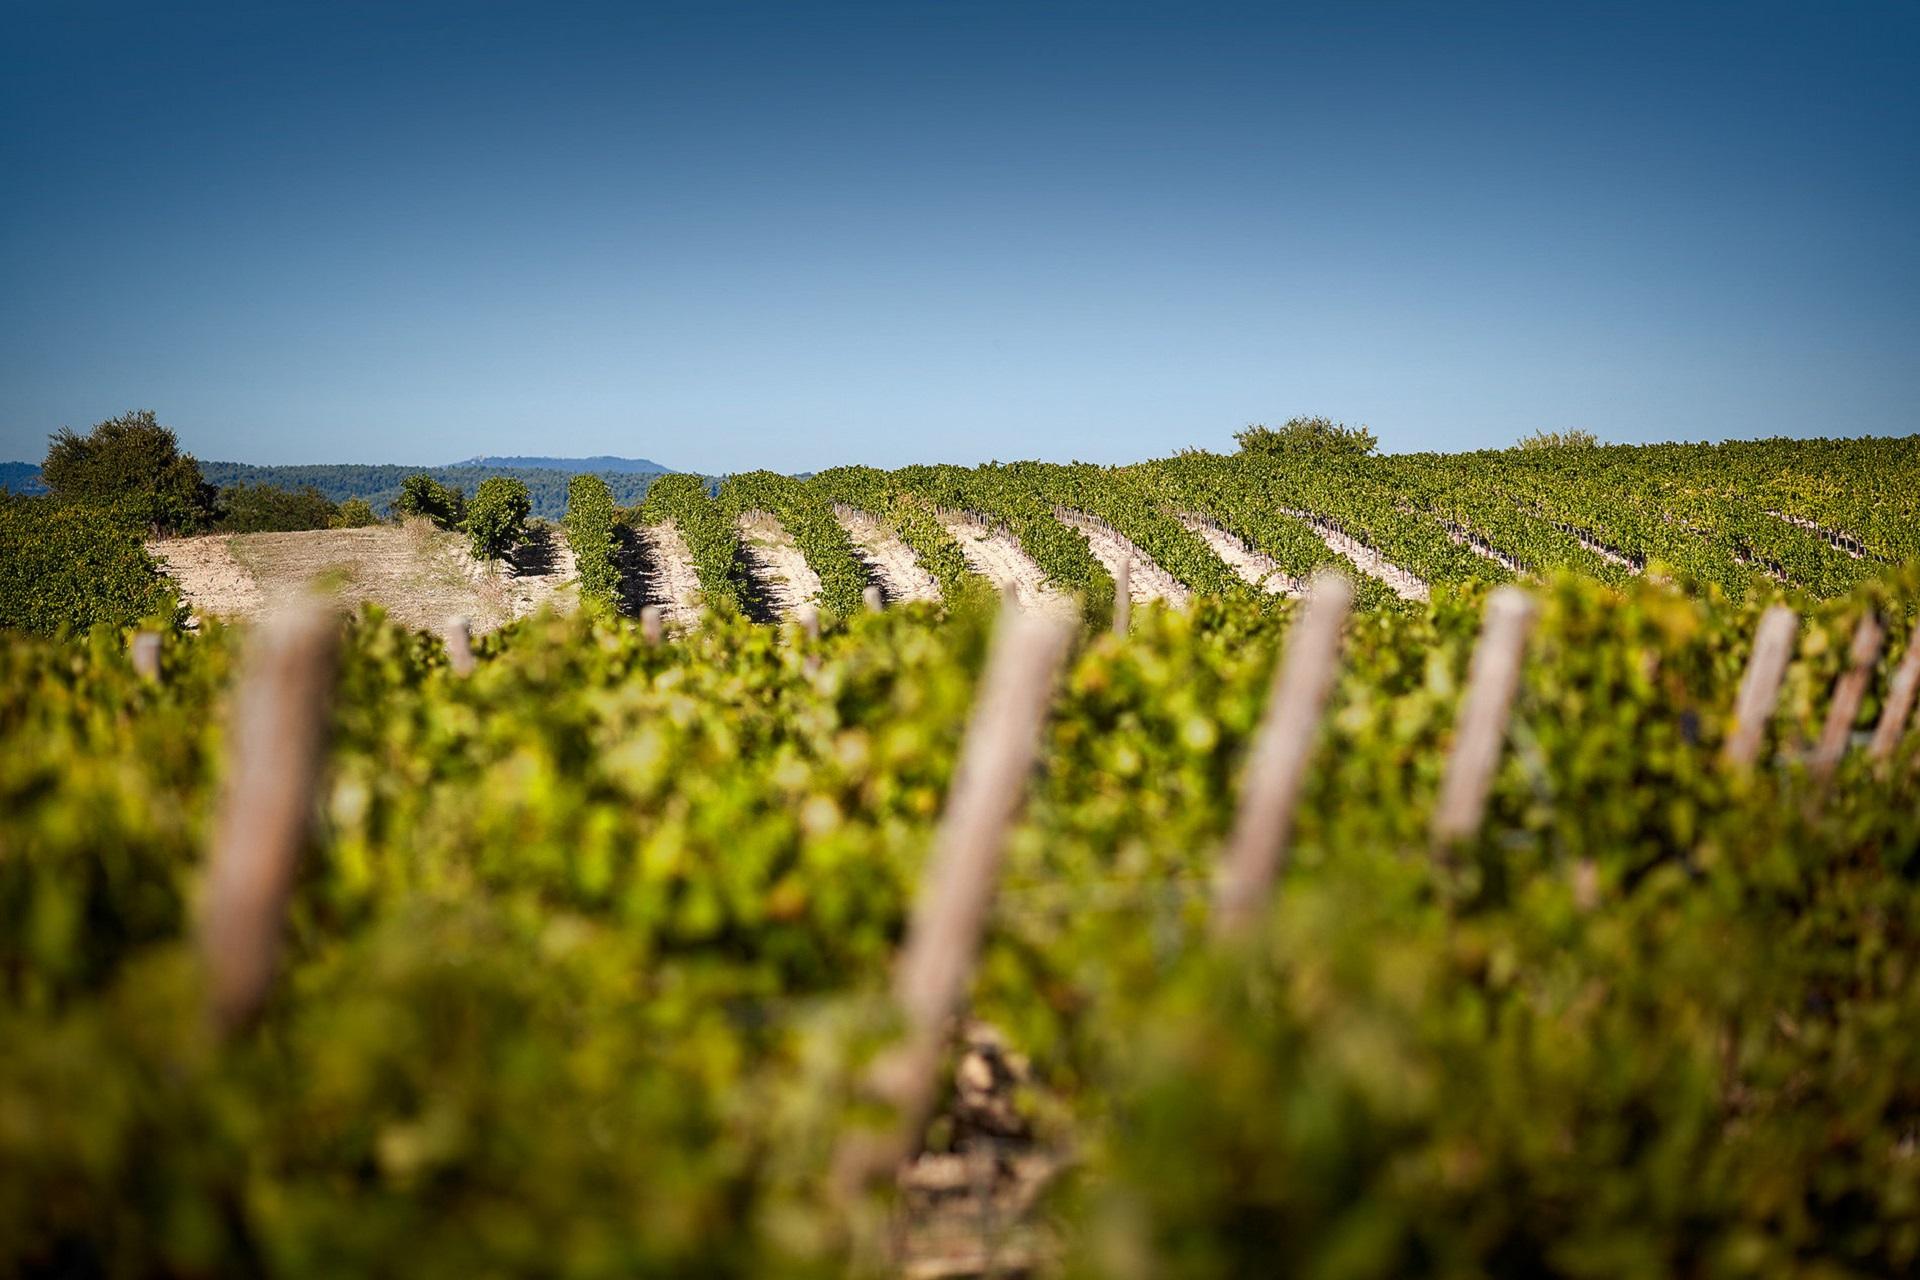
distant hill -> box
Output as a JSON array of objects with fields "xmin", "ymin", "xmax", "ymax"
[
  {"xmin": 196, "ymin": 462, "xmax": 668, "ymax": 520},
  {"xmin": 450, "ymin": 455, "xmax": 671, "ymax": 474},
  {"xmin": 1, "ymin": 462, "xmax": 46, "ymax": 495},
  {"xmin": 4, "ymin": 457, "xmax": 681, "ymax": 517}
]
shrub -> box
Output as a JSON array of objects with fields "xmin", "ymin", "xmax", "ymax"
[
  {"xmin": 1517, "ymin": 427, "xmax": 1601, "ymax": 450},
  {"xmin": 640, "ymin": 473, "xmax": 749, "ymax": 613},
  {"xmin": 331, "ymin": 497, "xmax": 379, "ymax": 528},
  {"xmin": 215, "ymin": 483, "xmax": 338, "ymax": 533},
  {"xmin": 466, "ymin": 477, "xmax": 531, "ymax": 562},
  {"xmin": 1235, "ymin": 415, "xmax": 1377, "ymax": 457},
  {"xmin": 563, "ymin": 475, "xmax": 620, "ymax": 607},
  {"xmin": 395, "ymin": 474, "xmax": 466, "ymax": 529},
  {"xmin": 40, "ymin": 410, "xmax": 216, "ymax": 534},
  {"xmin": 0, "ymin": 496, "xmax": 178, "ymax": 635}
]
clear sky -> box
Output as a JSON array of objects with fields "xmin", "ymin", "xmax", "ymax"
[{"xmin": 3, "ymin": 1, "xmax": 1915, "ymax": 472}]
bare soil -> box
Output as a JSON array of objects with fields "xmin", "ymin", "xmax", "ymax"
[
  {"xmin": 1174, "ymin": 514, "xmax": 1305, "ymax": 596},
  {"xmin": 1441, "ymin": 522, "xmax": 1527, "ymax": 574},
  {"xmin": 1277, "ymin": 507, "xmax": 1430, "ymax": 602},
  {"xmin": 897, "ymin": 1022, "xmax": 1061, "ymax": 1279},
  {"xmin": 624, "ymin": 519, "xmax": 704, "ymax": 624},
  {"xmin": 148, "ymin": 521, "xmax": 577, "ymax": 637},
  {"xmin": 736, "ymin": 510, "xmax": 823, "ymax": 618},
  {"xmin": 1052, "ymin": 508, "xmax": 1189, "ymax": 608},
  {"xmin": 833, "ymin": 506, "xmax": 942, "ymax": 604},
  {"xmin": 935, "ymin": 512, "xmax": 1075, "ymax": 620}
]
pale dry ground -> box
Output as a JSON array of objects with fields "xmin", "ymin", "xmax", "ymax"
[
  {"xmin": 148, "ymin": 520, "xmax": 577, "ymax": 637},
  {"xmin": 1767, "ymin": 509, "xmax": 1867, "ymax": 559},
  {"xmin": 935, "ymin": 511, "xmax": 1075, "ymax": 619},
  {"xmin": 735, "ymin": 509, "xmax": 822, "ymax": 618},
  {"xmin": 1174, "ymin": 513, "xmax": 1305, "ymax": 596},
  {"xmin": 897, "ymin": 1021, "xmax": 1060, "ymax": 1280},
  {"xmin": 831, "ymin": 505, "xmax": 942, "ymax": 604},
  {"xmin": 1051, "ymin": 508, "xmax": 1190, "ymax": 608},
  {"xmin": 1277, "ymin": 506, "xmax": 1430, "ymax": 602},
  {"xmin": 1563, "ymin": 525, "xmax": 1640, "ymax": 572},
  {"xmin": 627, "ymin": 519, "xmax": 704, "ymax": 624},
  {"xmin": 1442, "ymin": 523, "xmax": 1527, "ymax": 574}
]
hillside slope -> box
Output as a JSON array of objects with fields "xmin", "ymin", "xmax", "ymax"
[{"xmin": 148, "ymin": 521, "xmax": 577, "ymax": 636}]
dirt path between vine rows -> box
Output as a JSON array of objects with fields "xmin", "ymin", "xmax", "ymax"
[
  {"xmin": 736, "ymin": 510, "xmax": 822, "ymax": 619},
  {"xmin": 1278, "ymin": 507, "xmax": 1430, "ymax": 602},
  {"xmin": 935, "ymin": 511, "xmax": 1075, "ymax": 619},
  {"xmin": 1173, "ymin": 514, "xmax": 1305, "ymax": 596},
  {"xmin": 148, "ymin": 521, "xmax": 577, "ymax": 637},
  {"xmin": 625, "ymin": 519, "xmax": 704, "ymax": 624},
  {"xmin": 832, "ymin": 506, "xmax": 942, "ymax": 604},
  {"xmin": 1052, "ymin": 508, "xmax": 1190, "ymax": 608},
  {"xmin": 1440, "ymin": 521, "xmax": 1527, "ymax": 574}
]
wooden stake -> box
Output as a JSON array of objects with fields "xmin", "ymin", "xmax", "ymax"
[
  {"xmin": 1808, "ymin": 611, "xmax": 1885, "ymax": 785},
  {"xmin": 1868, "ymin": 639, "xmax": 1920, "ymax": 763},
  {"xmin": 1431, "ymin": 587, "xmax": 1537, "ymax": 848},
  {"xmin": 872, "ymin": 600, "xmax": 1077, "ymax": 1165},
  {"xmin": 639, "ymin": 603, "xmax": 664, "ymax": 646},
  {"xmin": 130, "ymin": 630, "xmax": 162, "ymax": 682},
  {"xmin": 1721, "ymin": 605, "xmax": 1798, "ymax": 771},
  {"xmin": 199, "ymin": 600, "xmax": 340, "ymax": 1036},
  {"xmin": 1111, "ymin": 555, "xmax": 1132, "ymax": 636},
  {"xmin": 1212, "ymin": 572, "xmax": 1352, "ymax": 940},
  {"xmin": 798, "ymin": 603, "xmax": 822, "ymax": 642},
  {"xmin": 445, "ymin": 615, "xmax": 476, "ymax": 677},
  {"xmin": 863, "ymin": 584, "xmax": 885, "ymax": 613}
]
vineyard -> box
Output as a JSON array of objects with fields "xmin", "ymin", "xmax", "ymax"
[
  {"xmin": 564, "ymin": 435, "xmax": 1920, "ymax": 630},
  {"xmin": 5, "ymin": 433, "xmax": 1920, "ymax": 1276}
]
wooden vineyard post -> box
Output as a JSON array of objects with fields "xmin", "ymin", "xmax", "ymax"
[
  {"xmin": 847, "ymin": 600, "xmax": 1077, "ymax": 1186},
  {"xmin": 863, "ymin": 584, "xmax": 885, "ymax": 613},
  {"xmin": 1112, "ymin": 554, "xmax": 1132, "ymax": 637},
  {"xmin": 1431, "ymin": 587, "xmax": 1537, "ymax": 850},
  {"xmin": 445, "ymin": 615, "xmax": 476, "ymax": 677},
  {"xmin": 1808, "ymin": 611, "xmax": 1885, "ymax": 788},
  {"xmin": 639, "ymin": 604, "xmax": 664, "ymax": 646},
  {"xmin": 1212, "ymin": 572, "xmax": 1352, "ymax": 940},
  {"xmin": 797, "ymin": 604, "xmax": 822, "ymax": 674},
  {"xmin": 1868, "ymin": 639, "xmax": 1920, "ymax": 763},
  {"xmin": 130, "ymin": 629, "xmax": 162, "ymax": 682},
  {"xmin": 1721, "ymin": 605, "xmax": 1798, "ymax": 771},
  {"xmin": 199, "ymin": 600, "xmax": 341, "ymax": 1036}
]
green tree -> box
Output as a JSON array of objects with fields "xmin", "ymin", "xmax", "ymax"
[
  {"xmin": 40, "ymin": 410, "xmax": 216, "ymax": 534},
  {"xmin": 1235, "ymin": 415, "xmax": 1377, "ymax": 457},
  {"xmin": 1516, "ymin": 427, "xmax": 1600, "ymax": 450},
  {"xmin": 215, "ymin": 483, "xmax": 338, "ymax": 533},
  {"xmin": 466, "ymin": 477, "xmax": 531, "ymax": 562},
  {"xmin": 331, "ymin": 497, "xmax": 379, "ymax": 528},
  {"xmin": 395, "ymin": 474, "xmax": 466, "ymax": 529}
]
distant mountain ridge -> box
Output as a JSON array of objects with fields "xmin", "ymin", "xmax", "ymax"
[
  {"xmin": 195, "ymin": 462, "xmax": 668, "ymax": 520},
  {"xmin": 0, "ymin": 462, "xmax": 46, "ymax": 495},
  {"xmin": 1, "ymin": 456, "xmax": 679, "ymax": 517},
  {"xmin": 451, "ymin": 454, "xmax": 671, "ymax": 474}
]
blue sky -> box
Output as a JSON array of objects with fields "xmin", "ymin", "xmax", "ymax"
[{"xmin": 3, "ymin": 1, "xmax": 1915, "ymax": 472}]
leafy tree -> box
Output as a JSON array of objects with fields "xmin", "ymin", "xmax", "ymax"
[
  {"xmin": 331, "ymin": 497, "xmax": 379, "ymax": 528},
  {"xmin": 40, "ymin": 410, "xmax": 216, "ymax": 534},
  {"xmin": 1235, "ymin": 416, "xmax": 1377, "ymax": 457},
  {"xmin": 465, "ymin": 477, "xmax": 531, "ymax": 562},
  {"xmin": 215, "ymin": 483, "xmax": 338, "ymax": 533},
  {"xmin": 1517, "ymin": 427, "xmax": 1600, "ymax": 450},
  {"xmin": 394, "ymin": 473, "xmax": 466, "ymax": 529}
]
